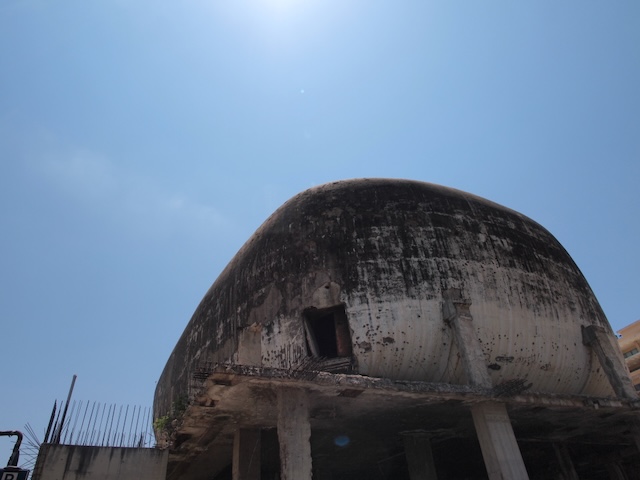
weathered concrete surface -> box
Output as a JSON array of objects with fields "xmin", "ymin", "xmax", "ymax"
[
  {"xmin": 153, "ymin": 179, "xmax": 638, "ymax": 480},
  {"xmin": 156, "ymin": 179, "xmax": 623, "ymax": 420},
  {"xmin": 442, "ymin": 289, "xmax": 492, "ymax": 388},
  {"xmin": 33, "ymin": 445, "xmax": 167, "ymax": 480},
  {"xmin": 277, "ymin": 388, "xmax": 312, "ymax": 480},
  {"xmin": 160, "ymin": 364, "xmax": 640, "ymax": 480},
  {"xmin": 583, "ymin": 325, "xmax": 638, "ymax": 400},
  {"xmin": 471, "ymin": 402, "xmax": 529, "ymax": 480}
]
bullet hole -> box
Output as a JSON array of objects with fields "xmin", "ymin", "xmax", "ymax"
[{"xmin": 488, "ymin": 364, "xmax": 501, "ymax": 370}]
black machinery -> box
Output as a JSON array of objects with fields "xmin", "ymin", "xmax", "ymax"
[{"xmin": 0, "ymin": 431, "xmax": 29, "ymax": 480}]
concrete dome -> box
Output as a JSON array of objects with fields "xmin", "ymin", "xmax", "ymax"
[{"xmin": 156, "ymin": 178, "xmax": 618, "ymax": 416}]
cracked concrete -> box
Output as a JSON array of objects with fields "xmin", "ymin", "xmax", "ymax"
[{"xmin": 153, "ymin": 179, "xmax": 638, "ymax": 479}]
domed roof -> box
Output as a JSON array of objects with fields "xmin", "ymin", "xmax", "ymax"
[{"xmin": 156, "ymin": 178, "xmax": 617, "ymax": 415}]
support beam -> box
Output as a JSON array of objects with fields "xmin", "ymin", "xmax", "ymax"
[
  {"xmin": 471, "ymin": 402, "xmax": 529, "ymax": 480},
  {"xmin": 277, "ymin": 387, "xmax": 312, "ymax": 480},
  {"xmin": 582, "ymin": 325, "xmax": 638, "ymax": 400},
  {"xmin": 403, "ymin": 434, "xmax": 438, "ymax": 480},
  {"xmin": 442, "ymin": 289, "xmax": 492, "ymax": 387},
  {"xmin": 232, "ymin": 428, "xmax": 261, "ymax": 480},
  {"xmin": 552, "ymin": 443, "xmax": 578, "ymax": 480}
]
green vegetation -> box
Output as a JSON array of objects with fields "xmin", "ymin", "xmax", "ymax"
[{"xmin": 153, "ymin": 395, "xmax": 189, "ymax": 441}]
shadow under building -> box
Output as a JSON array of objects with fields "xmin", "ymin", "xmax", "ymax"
[{"xmin": 153, "ymin": 178, "xmax": 640, "ymax": 480}]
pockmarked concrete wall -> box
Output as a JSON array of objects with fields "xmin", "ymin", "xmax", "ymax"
[
  {"xmin": 34, "ymin": 445, "xmax": 167, "ymax": 480},
  {"xmin": 156, "ymin": 179, "xmax": 619, "ymax": 421}
]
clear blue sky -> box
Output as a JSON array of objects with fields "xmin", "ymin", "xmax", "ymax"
[{"xmin": 1, "ymin": 0, "xmax": 639, "ymax": 467}]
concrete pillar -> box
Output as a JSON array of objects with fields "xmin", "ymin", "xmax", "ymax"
[
  {"xmin": 403, "ymin": 434, "xmax": 438, "ymax": 480},
  {"xmin": 606, "ymin": 462, "xmax": 628, "ymax": 480},
  {"xmin": 233, "ymin": 428, "xmax": 261, "ymax": 480},
  {"xmin": 471, "ymin": 402, "xmax": 529, "ymax": 480},
  {"xmin": 277, "ymin": 387, "xmax": 312, "ymax": 480},
  {"xmin": 442, "ymin": 289, "xmax": 492, "ymax": 387},
  {"xmin": 552, "ymin": 443, "xmax": 578, "ymax": 480},
  {"xmin": 582, "ymin": 325, "xmax": 638, "ymax": 400}
]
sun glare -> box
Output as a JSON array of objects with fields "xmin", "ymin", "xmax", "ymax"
[
  {"xmin": 267, "ymin": 0, "xmax": 295, "ymax": 9},
  {"xmin": 259, "ymin": 0, "xmax": 314, "ymax": 17},
  {"xmin": 207, "ymin": 0, "xmax": 352, "ymax": 48}
]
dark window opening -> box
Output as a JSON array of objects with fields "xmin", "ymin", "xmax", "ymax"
[
  {"xmin": 304, "ymin": 305, "xmax": 353, "ymax": 359},
  {"xmin": 308, "ymin": 313, "xmax": 338, "ymax": 357}
]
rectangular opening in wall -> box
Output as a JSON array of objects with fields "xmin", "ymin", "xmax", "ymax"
[{"xmin": 303, "ymin": 305, "xmax": 353, "ymax": 359}]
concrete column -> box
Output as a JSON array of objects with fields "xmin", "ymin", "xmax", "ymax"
[
  {"xmin": 552, "ymin": 443, "xmax": 578, "ymax": 480},
  {"xmin": 582, "ymin": 325, "xmax": 638, "ymax": 400},
  {"xmin": 606, "ymin": 462, "xmax": 628, "ymax": 480},
  {"xmin": 277, "ymin": 387, "xmax": 312, "ymax": 480},
  {"xmin": 403, "ymin": 434, "xmax": 438, "ymax": 480},
  {"xmin": 233, "ymin": 428, "xmax": 261, "ymax": 480},
  {"xmin": 471, "ymin": 402, "xmax": 529, "ymax": 480},
  {"xmin": 442, "ymin": 289, "xmax": 492, "ymax": 387}
]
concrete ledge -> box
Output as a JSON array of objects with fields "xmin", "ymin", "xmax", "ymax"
[{"xmin": 197, "ymin": 363, "xmax": 639, "ymax": 410}]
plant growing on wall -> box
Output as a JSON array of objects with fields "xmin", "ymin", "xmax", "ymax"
[{"xmin": 153, "ymin": 395, "xmax": 189, "ymax": 446}]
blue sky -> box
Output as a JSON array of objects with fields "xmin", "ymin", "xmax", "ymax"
[{"xmin": 1, "ymin": 0, "xmax": 639, "ymax": 467}]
